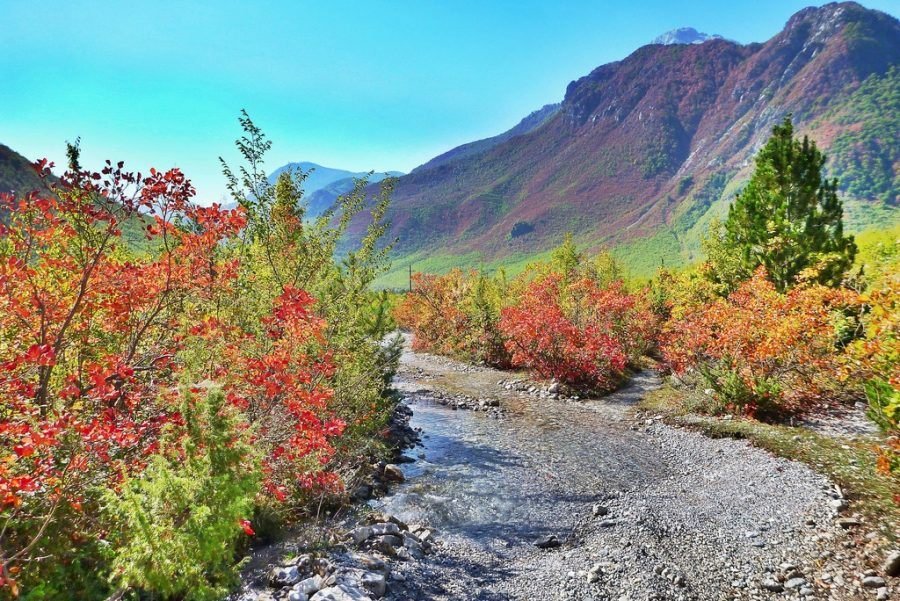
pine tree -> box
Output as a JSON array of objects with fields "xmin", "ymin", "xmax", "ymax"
[{"xmin": 723, "ymin": 117, "xmax": 857, "ymax": 292}]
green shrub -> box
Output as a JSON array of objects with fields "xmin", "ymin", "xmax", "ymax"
[{"xmin": 103, "ymin": 389, "xmax": 260, "ymax": 600}]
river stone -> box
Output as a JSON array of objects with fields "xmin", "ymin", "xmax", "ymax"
[
  {"xmin": 347, "ymin": 526, "xmax": 373, "ymax": 545},
  {"xmin": 382, "ymin": 464, "xmax": 404, "ymax": 482},
  {"xmin": 402, "ymin": 537, "xmax": 425, "ymax": 559},
  {"xmin": 592, "ymin": 504, "xmax": 609, "ymax": 517},
  {"xmin": 836, "ymin": 517, "xmax": 861, "ymax": 529},
  {"xmin": 293, "ymin": 575, "xmax": 326, "ymax": 596},
  {"xmin": 761, "ymin": 578, "xmax": 784, "ymax": 592},
  {"xmin": 784, "ymin": 577, "xmax": 806, "ymax": 589},
  {"xmin": 884, "ymin": 550, "xmax": 900, "ymax": 577},
  {"xmin": 371, "ymin": 522, "xmax": 401, "ymax": 536},
  {"xmin": 366, "ymin": 513, "xmax": 408, "ymax": 531},
  {"xmin": 335, "ymin": 568, "xmax": 387, "ymax": 598},
  {"xmin": 862, "ymin": 575, "xmax": 886, "ymax": 588},
  {"xmin": 309, "ymin": 585, "xmax": 372, "ymax": 601},
  {"xmin": 270, "ymin": 565, "xmax": 301, "ymax": 587},
  {"xmin": 350, "ymin": 553, "xmax": 388, "ymax": 574},
  {"xmin": 287, "ymin": 592, "xmax": 308, "ymax": 601},
  {"xmin": 534, "ymin": 534, "xmax": 561, "ymax": 549}
]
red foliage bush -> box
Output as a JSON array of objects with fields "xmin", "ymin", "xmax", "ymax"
[
  {"xmin": 500, "ymin": 275, "xmax": 655, "ymax": 392},
  {"xmin": 0, "ymin": 159, "xmax": 345, "ymax": 590}
]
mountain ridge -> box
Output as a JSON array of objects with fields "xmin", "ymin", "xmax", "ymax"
[{"xmin": 348, "ymin": 1, "xmax": 898, "ymax": 283}]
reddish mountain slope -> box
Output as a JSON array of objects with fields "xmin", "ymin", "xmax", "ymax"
[{"xmin": 352, "ymin": 2, "xmax": 899, "ymax": 264}]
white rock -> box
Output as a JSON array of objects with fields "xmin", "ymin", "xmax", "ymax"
[
  {"xmin": 371, "ymin": 522, "xmax": 400, "ymax": 536},
  {"xmin": 310, "ymin": 585, "xmax": 372, "ymax": 601}
]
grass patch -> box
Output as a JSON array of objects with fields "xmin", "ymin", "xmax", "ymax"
[{"xmin": 639, "ymin": 383, "xmax": 899, "ymax": 540}]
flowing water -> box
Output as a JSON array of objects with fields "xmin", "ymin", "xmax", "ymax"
[{"xmin": 372, "ymin": 342, "xmax": 668, "ymax": 551}]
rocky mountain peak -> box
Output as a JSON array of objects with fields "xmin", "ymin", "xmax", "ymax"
[{"xmin": 651, "ymin": 27, "xmax": 724, "ymax": 45}]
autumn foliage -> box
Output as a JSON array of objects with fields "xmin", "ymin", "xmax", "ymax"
[
  {"xmin": 395, "ymin": 246, "xmax": 658, "ymax": 393},
  {"xmin": 660, "ymin": 268, "xmax": 860, "ymax": 417},
  {"xmin": 0, "ymin": 116, "xmax": 398, "ymax": 599},
  {"xmin": 500, "ymin": 275, "xmax": 655, "ymax": 392},
  {"xmin": 394, "ymin": 269, "xmax": 511, "ymax": 368}
]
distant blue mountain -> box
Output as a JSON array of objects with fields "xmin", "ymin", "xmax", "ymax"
[{"xmin": 268, "ymin": 162, "xmax": 403, "ymax": 218}]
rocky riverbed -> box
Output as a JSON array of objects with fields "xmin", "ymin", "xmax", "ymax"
[{"xmin": 240, "ymin": 336, "xmax": 897, "ymax": 601}]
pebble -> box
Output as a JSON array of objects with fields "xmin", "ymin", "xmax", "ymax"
[{"xmin": 862, "ymin": 575, "xmax": 886, "ymax": 588}]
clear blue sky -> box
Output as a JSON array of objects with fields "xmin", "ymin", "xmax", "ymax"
[{"xmin": 3, "ymin": 0, "xmax": 897, "ymax": 203}]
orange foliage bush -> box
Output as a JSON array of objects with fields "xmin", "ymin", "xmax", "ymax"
[{"xmin": 662, "ymin": 267, "xmax": 860, "ymax": 417}]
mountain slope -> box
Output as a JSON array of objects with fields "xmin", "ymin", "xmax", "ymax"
[
  {"xmin": 304, "ymin": 171, "xmax": 403, "ymax": 218},
  {"xmin": 355, "ymin": 2, "xmax": 898, "ymax": 282},
  {"xmin": 0, "ymin": 144, "xmax": 47, "ymax": 196},
  {"xmin": 411, "ymin": 103, "xmax": 561, "ymax": 174}
]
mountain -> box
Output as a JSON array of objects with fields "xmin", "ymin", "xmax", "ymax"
[
  {"xmin": 350, "ymin": 2, "xmax": 899, "ymax": 284},
  {"xmin": 269, "ymin": 162, "xmax": 402, "ymax": 218},
  {"xmin": 0, "ymin": 144, "xmax": 48, "ymax": 196},
  {"xmin": 651, "ymin": 27, "xmax": 724, "ymax": 45},
  {"xmin": 411, "ymin": 103, "xmax": 561, "ymax": 173}
]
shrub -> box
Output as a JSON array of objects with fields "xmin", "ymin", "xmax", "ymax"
[
  {"xmin": 394, "ymin": 269, "xmax": 512, "ymax": 368},
  {"xmin": 662, "ymin": 267, "xmax": 860, "ymax": 418},
  {"xmin": 104, "ymin": 389, "xmax": 260, "ymax": 600},
  {"xmin": 0, "ymin": 114, "xmax": 399, "ymax": 598},
  {"xmin": 500, "ymin": 274, "xmax": 654, "ymax": 392}
]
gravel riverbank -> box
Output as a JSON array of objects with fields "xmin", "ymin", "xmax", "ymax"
[{"xmin": 243, "ymin": 338, "xmax": 896, "ymax": 601}]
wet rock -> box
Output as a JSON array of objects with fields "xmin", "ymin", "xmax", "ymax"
[
  {"xmin": 270, "ymin": 565, "xmax": 301, "ymax": 587},
  {"xmin": 884, "ymin": 550, "xmax": 900, "ymax": 577},
  {"xmin": 382, "ymin": 465, "xmax": 405, "ymax": 482},
  {"xmin": 533, "ymin": 534, "xmax": 562, "ymax": 549}
]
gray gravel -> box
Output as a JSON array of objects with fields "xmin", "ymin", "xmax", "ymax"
[
  {"xmin": 377, "ymin": 340, "xmax": 893, "ymax": 600},
  {"xmin": 240, "ymin": 338, "xmax": 895, "ymax": 601}
]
